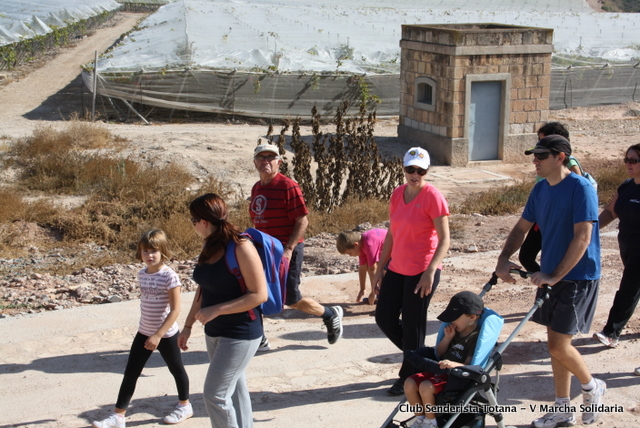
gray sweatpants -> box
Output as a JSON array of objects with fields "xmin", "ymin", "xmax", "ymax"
[{"xmin": 204, "ymin": 335, "xmax": 261, "ymax": 428}]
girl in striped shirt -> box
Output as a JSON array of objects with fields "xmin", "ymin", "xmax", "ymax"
[{"xmin": 92, "ymin": 230, "xmax": 192, "ymax": 428}]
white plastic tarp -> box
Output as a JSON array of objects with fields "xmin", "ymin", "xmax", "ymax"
[
  {"xmin": 0, "ymin": 0, "xmax": 121, "ymax": 46},
  {"xmin": 96, "ymin": 0, "xmax": 640, "ymax": 77},
  {"xmin": 86, "ymin": 0, "xmax": 640, "ymax": 118}
]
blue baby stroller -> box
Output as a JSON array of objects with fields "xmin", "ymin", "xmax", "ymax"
[{"xmin": 381, "ymin": 270, "xmax": 549, "ymax": 428}]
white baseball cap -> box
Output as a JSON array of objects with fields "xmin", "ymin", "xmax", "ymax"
[
  {"xmin": 403, "ymin": 147, "xmax": 430, "ymax": 169},
  {"xmin": 254, "ymin": 143, "xmax": 280, "ymax": 157}
]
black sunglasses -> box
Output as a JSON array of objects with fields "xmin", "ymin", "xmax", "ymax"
[
  {"xmin": 533, "ymin": 151, "xmax": 556, "ymax": 161},
  {"xmin": 255, "ymin": 154, "xmax": 279, "ymax": 162},
  {"xmin": 623, "ymin": 157, "xmax": 639, "ymax": 165},
  {"xmin": 190, "ymin": 217, "xmax": 200, "ymax": 225},
  {"xmin": 404, "ymin": 166, "xmax": 427, "ymax": 176}
]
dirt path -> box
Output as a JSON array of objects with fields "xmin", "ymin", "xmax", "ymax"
[
  {"xmin": 586, "ymin": 0, "xmax": 605, "ymax": 12},
  {"xmin": 0, "ymin": 12, "xmax": 141, "ymax": 135}
]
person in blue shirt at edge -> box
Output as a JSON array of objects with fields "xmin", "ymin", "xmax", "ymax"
[{"xmin": 495, "ymin": 135, "xmax": 606, "ymax": 428}]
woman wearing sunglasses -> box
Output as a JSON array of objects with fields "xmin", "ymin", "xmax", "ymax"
[
  {"xmin": 373, "ymin": 147, "xmax": 450, "ymax": 395},
  {"xmin": 593, "ymin": 144, "xmax": 640, "ymax": 376},
  {"xmin": 178, "ymin": 193, "xmax": 268, "ymax": 427}
]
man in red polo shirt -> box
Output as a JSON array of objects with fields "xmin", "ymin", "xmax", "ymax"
[{"xmin": 250, "ymin": 144, "xmax": 343, "ymax": 350}]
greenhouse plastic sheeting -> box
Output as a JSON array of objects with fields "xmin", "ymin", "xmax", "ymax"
[
  {"xmin": 83, "ymin": 0, "xmax": 640, "ymax": 117},
  {"xmin": 83, "ymin": 70, "xmax": 400, "ymax": 118},
  {"xmin": 550, "ymin": 65, "xmax": 640, "ymax": 109},
  {"xmin": 95, "ymin": 0, "xmax": 640, "ymax": 76},
  {"xmin": 0, "ymin": 0, "xmax": 121, "ymax": 46}
]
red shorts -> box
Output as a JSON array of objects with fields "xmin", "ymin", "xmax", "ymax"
[{"xmin": 408, "ymin": 372, "xmax": 449, "ymax": 395}]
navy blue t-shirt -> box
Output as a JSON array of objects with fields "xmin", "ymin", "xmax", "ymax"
[
  {"xmin": 614, "ymin": 179, "xmax": 640, "ymax": 256},
  {"xmin": 193, "ymin": 257, "xmax": 263, "ymax": 340}
]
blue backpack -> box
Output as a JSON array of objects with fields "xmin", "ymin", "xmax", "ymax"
[{"xmin": 225, "ymin": 228, "xmax": 289, "ymax": 318}]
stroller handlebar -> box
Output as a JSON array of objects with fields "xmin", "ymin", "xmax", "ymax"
[{"xmin": 482, "ymin": 269, "xmax": 552, "ymax": 298}]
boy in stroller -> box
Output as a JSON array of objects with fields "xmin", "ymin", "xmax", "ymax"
[{"xmin": 404, "ymin": 291, "xmax": 484, "ymax": 428}]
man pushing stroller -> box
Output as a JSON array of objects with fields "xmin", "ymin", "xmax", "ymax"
[{"xmin": 496, "ymin": 135, "xmax": 606, "ymax": 427}]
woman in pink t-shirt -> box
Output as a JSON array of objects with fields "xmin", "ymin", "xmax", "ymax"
[{"xmin": 373, "ymin": 147, "xmax": 450, "ymax": 396}]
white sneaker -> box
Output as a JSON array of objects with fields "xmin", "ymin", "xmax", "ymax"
[
  {"xmin": 422, "ymin": 418, "xmax": 439, "ymax": 428},
  {"xmin": 634, "ymin": 367, "xmax": 640, "ymax": 376},
  {"xmin": 531, "ymin": 411, "xmax": 576, "ymax": 428},
  {"xmin": 582, "ymin": 378, "xmax": 606, "ymax": 424},
  {"xmin": 593, "ymin": 331, "xmax": 618, "ymax": 348},
  {"xmin": 411, "ymin": 417, "xmax": 426, "ymax": 428},
  {"xmin": 164, "ymin": 402, "xmax": 194, "ymax": 424},
  {"xmin": 92, "ymin": 413, "xmax": 125, "ymax": 428}
]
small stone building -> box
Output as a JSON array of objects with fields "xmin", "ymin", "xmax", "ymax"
[{"xmin": 398, "ymin": 23, "xmax": 553, "ymax": 165}]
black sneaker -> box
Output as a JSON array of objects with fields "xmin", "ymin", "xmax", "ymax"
[
  {"xmin": 324, "ymin": 306, "xmax": 343, "ymax": 344},
  {"xmin": 387, "ymin": 377, "xmax": 405, "ymax": 396},
  {"xmin": 256, "ymin": 335, "xmax": 271, "ymax": 352}
]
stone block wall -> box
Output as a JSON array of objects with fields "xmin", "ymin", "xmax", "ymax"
[{"xmin": 398, "ymin": 24, "xmax": 553, "ymax": 165}]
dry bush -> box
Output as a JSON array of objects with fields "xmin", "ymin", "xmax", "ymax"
[
  {"xmin": 452, "ymin": 179, "xmax": 534, "ymax": 216},
  {"xmin": 158, "ymin": 213, "xmax": 198, "ymax": 260},
  {"xmin": 8, "ymin": 120, "xmax": 118, "ymax": 158},
  {"xmin": 0, "ymin": 188, "xmax": 63, "ymax": 230},
  {"xmin": 448, "ymin": 215, "xmax": 466, "ymax": 240},
  {"xmin": 307, "ymin": 197, "xmax": 389, "ymax": 236},
  {"xmin": 265, "ymin": 102, "xmax": 403, "ymax": 213},
  {"xmin": 228, "ymin": 198, "xmax": 253, "ymax": 232},
  {"xmin": 0, "ymin": 187, "xmax": 27, "ymax": 223},
  {"xmin": 1, "ymin": 118, "xmax": 245, "ymax": 268},
  {"xmin": 5, "ymin": 121, "xmax": 126, "ymax": 194},
  {"xmin": 0, "ymin": 115, "xmax": 401, "ymax": 272},
  {"xmin": 0, "ymin": 190, "xmax": 65, "ymax": 257},
  {"xmin": 53, "ymin": 170, "xmax": 238, "ymax": 257},
  {"xmin": 583, "ymin": 158, "xmax": 627, "ymax": 204},
  {"xmin": 165, "ymin": 175, "xmax": 244, "ymax": 259}
]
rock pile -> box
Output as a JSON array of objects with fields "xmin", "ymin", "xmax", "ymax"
[
  {"xmin": 0, "ymin": 257, "xmax": 198, "ymax": 317},
  {"xmin": 0, "ymin": 232, "xmax": 359, "ymax": 318}
]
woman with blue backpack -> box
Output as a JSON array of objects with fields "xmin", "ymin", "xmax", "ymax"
[{"xmin": 178, "ymin": 193, "xmax": 267, "ymax": 427}]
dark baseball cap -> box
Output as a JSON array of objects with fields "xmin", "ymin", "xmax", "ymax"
[
  {"xmin": 524, "ymin": 134, "xmax": 572, "ymax": 156},
  {"xmin": 437, "ymin": 291, "xmax": 484, "ymax": 322}
]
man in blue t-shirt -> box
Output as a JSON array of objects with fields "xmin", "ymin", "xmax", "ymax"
[{"xmin": 495, "ymin": 135, "xmax": 606, "ymax": 428}]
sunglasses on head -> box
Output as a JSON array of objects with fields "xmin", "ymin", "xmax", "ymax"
[
  {"xmin": 624, "ymin": 157, "xmax": 639, "ymax": 165},
  {"xmin": 404, "ymin": 166, "xmax": 427, "ymax": 176}
]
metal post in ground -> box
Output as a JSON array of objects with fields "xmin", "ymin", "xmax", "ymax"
[{"xmin": 92, "ymin": 50, "xmax": 98, "ymax": 122}]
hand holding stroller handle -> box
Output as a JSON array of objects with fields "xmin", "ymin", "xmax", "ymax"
[
  {"xmin": 508, "ymin": 268, "xmax": 532, "ymax": 278},
  {"xmin": 533, "ymin": 284, "xmax": 552, "ymax": 309}
]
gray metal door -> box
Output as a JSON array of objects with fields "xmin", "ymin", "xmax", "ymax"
[{"xmin": 469, "ymin": 81, "xmax": 501, "ymax": 161}]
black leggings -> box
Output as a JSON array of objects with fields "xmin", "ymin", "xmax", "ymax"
[
  {"xmin": 375, "ymin": 269, "xmax": 440, "ymax": 379},
  {"xmin": 602, "ymin": 253, "xmax": 640, "ymax": 339},
  {"xmin": 115, "ymin": 332, "xmax": 189, "ymax": 409},
  {"xmin": 519, "ymin": 224, "xmax": 541, "ymax": 273}
]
